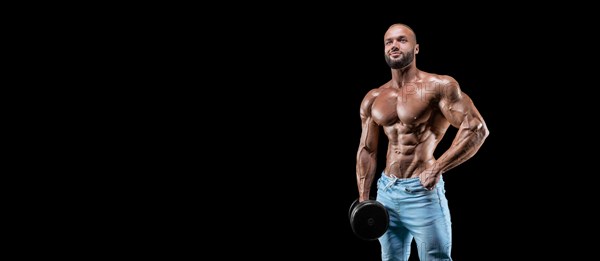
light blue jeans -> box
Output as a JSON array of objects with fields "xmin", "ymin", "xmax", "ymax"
[{"xmin": 376, "ymin": 173, "xmax": 452, "ymax": 261}]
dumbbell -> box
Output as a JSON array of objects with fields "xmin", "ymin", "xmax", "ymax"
[{"xmin": 348, "ymin": 198, "xmax": 389, "ymax": 240}]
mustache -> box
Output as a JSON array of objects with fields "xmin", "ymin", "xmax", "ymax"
[
  {"xmin": 387, "ymin": 49, "xmax": 402, "ymax": 56},
  {"xmin": 388, "ymin": 47, "xmax": 400, "ymax": 54}
]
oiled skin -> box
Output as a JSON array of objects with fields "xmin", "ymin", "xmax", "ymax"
[{"xmin": 356, "ymin": 24, "xmax": 489, "ymax": 202}]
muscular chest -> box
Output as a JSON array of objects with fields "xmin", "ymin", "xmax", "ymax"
[{"xmin": 371, "ymin": 89, "xmax": 433, "ymax": 126}]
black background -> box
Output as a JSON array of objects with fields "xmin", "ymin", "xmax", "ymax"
[
  {"xmin": 127, "ymin": 5, "xmax": 595, "ymax": 260},
  {"xmin": 232, "ymin": 11, "xmax": 537, "ymax": 260},
  {"xmin": 282, "ymin": 16, "xmax": 513, "ymax": 260}
]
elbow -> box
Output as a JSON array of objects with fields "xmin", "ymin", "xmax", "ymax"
[
  {"xmin": 358, "ymin": 146, "xmax": 376, "ymax": 158},
  {"xmin": 466, "ymin": 118, "xmax": 489, "ymax": 142},
  {"xmin": 476, "ymin": 122, "xmax": 489, "ymax": 142}
]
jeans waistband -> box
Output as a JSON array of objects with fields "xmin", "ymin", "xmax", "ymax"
[
  {"xmin": 380, "ymin": 172, "xmax": 444, "ymax": 185},
  {"xmin": 380, "ymin": 172, "xmax": 419, "ymax": 182}
]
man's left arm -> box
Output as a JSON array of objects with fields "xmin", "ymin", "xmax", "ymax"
[{"xmin": 421, "ymin": 80, "xmax": 490, "ymax": 189}]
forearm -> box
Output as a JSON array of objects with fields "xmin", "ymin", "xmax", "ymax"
[
  {"xmin": 356, "ymin": 148, "xmax": 377, "ymax": 201},
  {"xmin": 435, "ymin": 123, "xmax": 488, "ymax": 174}
]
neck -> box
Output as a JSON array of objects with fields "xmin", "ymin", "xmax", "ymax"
[{"xmin": 390, "ymin": 64, "xmax": 419, "ymax": 88}]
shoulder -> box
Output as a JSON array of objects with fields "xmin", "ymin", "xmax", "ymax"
[
  {"xmin": 359, "ymin": 83, "xmax": 389, "ymax": 116},
  {"xmin": 362, "ymin": 82, "xmax": 390, "ymax": 101},
  {"xmin": 421, "ymin": 72, "xmax": 460, "ymax": 90},
  {"xmin": 420, "ymin": 72, "xmax": 462, "ymax": 99}
]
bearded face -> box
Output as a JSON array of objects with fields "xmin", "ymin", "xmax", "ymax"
[{"xmin": 385, "ymin": 48, "xmax": 415, "ymax": 69}]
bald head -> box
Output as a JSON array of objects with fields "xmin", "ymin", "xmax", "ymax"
[
  {"xmin": 383, "ymin": 23, "xmax": 419, "ymax": 69},
  {"xmin": 385, "ymin": 23, "xmax": 417, "ymax": 44}
]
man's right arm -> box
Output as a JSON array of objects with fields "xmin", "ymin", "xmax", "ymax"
[{"xmin": 356, "ymin": 92, "xmax": 379, "ymax": 202}]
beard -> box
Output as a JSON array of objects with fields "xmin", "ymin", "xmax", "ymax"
[{"xmin": 385, "ymin": 49, "xmax": 415, "ymax": 69}]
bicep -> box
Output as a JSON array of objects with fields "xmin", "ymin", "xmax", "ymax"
[
  {"xmin": 439, "ymin": 88, "xmax": 485, "ymax": 130},
  {"xmin": 359, "ymin": 115, "xmax": 379, "ymax": 152},
  {"xmin": 359, "ymin": 93, "xmax": 380, "ymax": 152}
]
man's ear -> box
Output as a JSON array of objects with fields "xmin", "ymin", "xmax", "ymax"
[{"xmin": 415, "ymin": 44, "xmax": 419, "ymax": 54}]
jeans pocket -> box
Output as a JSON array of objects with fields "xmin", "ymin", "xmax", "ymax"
[{"xmin": 411, "ymin": 182, "xmax": 431, "ymax": 193}]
